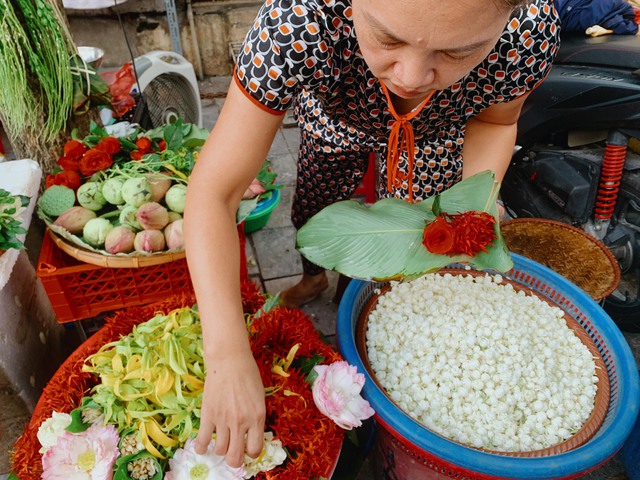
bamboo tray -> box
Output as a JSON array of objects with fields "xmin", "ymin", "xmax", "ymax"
[{"xmin": 47, "ymin": 228, "xmax": 185, "ymax": 268}]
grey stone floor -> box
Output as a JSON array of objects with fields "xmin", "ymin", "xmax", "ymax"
[{"xmin": 1, "ymin": 76, "xmax": 639, "ymax": 479}]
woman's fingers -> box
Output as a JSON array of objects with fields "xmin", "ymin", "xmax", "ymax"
[{"xmin": 246, "ymin": 424, "xmax": 265, "ymax": 459}]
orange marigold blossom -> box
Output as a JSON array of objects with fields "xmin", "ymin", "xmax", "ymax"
[
  {"xmin": 130, "ymin": 150, "xmax": 145, "ymax": 161},
  {"xmin": 422, "ymin": 211, "xmax": 497, "ymax": 257},
  {"xmin": 95, "ymin": 136, "xmax": 121, "ymax": 155},
  {"xmin": 79, "ymin": 148, "xmax": 113, "ymax": 176},
  {"xmin": 63, "ymin": 140, "xmax": 87, "ymax": 161}
]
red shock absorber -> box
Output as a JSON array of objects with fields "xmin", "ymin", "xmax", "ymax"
[{"xmin": 594, "ymin": 133, "xmax": 628, "ymax": 220}]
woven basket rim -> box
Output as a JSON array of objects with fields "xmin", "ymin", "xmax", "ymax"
[
  {"xmin": 47, "ymin": 228, "xmax": 185, "ymax": 268},
  {"xmin": 501, "ymin": 218, "xmax": 621, "ymax": 301},
  {"xmin": 355, "ymin": 268, "xmax": 610, "ymax": 457}
]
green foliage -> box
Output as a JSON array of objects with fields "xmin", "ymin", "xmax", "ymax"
[{"xmin": 0, "ymin": 189, "xmax": 29, "ymax": 251}]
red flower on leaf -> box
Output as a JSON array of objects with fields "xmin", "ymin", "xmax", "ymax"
[
  {"xmin": 79, "ymin": 148, "xmax": 113, "ymax": 176},
  {"xmin": 63, "ymin": 140, "xmax": 87, "ymax": 161},
  {"xmin": 95, "ymin": 136, "xmax": 121, "ymax": 155},
  {"xmin": 130, "ymin": 150, "xmax": 145, "ymax": 161},
  {"xmin": 158, "ymin": 139, "xmax": 167, "ymax": 151},
  {"xmin": 423, "ymin": 211, "xmax": 497, "ymax": 257},
  {"xmin": 45, "ymin": 170, "xmax": 81, "ymax": 191},
  {"xmin": 57, "ymin": 156, "xmax": 80, "ymax": 172}
]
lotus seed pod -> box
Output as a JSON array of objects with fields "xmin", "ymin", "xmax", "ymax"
[
  {"xmin": 134, "ymin": 229, "xmax": 166, "ymax": 252},
  {"xmin": 121, "ymin": 177, "xmax": 152, "ymax": 207},
  {"xmin": 167, "ymin": 211, "xmax": 182, "ymax": 223},
  {"xmin": 136, "ymin": 202, "xmax": 169, "ymax": 230},
  {"xmin": 38, "ymin": 185, "xmax": 76, "ymax": 217},
  {"xmin": 164, "ymin": 219, "xmax": 184, "ymax": 250},
  {"xmin": 146, "ymin": 173, "xmax": 172, "ymax": 203},
  {"xmin": 83, "ymin": 218, "xmax": 114, "ymax": 247},
  {"xmin": 104, "ymin": 226, "xmax": 135, "ymax": 254},
  {"xmin": 165, "ymin": 184, "xmax": 187, "ymax": 213},
  {"xmin": 119, "ymin": 205, "xmax": 142, "ymax": 231},
  {"xmin": 53, "ymin": 206, "xmax": 97, "ymax": 234},
  {"xmin": 102, "ymin": 177, "xmax": 126, "ymax": 205},
  {"xmin": 77, "ymin": 182, "xmax": 107, "ymax": 211}
]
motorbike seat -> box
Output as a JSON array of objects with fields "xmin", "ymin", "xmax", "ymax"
[{"xmin": 554, "ymin": 33, "xmax": 640, "ymax": 70}]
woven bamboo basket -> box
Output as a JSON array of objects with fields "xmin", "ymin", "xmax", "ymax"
[
  {"xmin": 355, "ymin": 268, "xmax": 610, "ymax": 458},
  {"xmin": 501, "ymin": 218, "xmax": 620, "ymax": 301},
  {"xmin": 47, "ymin": 228, "xmax": 185, "ymax": 268}
]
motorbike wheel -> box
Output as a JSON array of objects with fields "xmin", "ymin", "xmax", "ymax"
[{"xmin": 603, "ymin": 170, "xmax": 640, "ymax": 333}]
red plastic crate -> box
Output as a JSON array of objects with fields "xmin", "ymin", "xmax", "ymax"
[{"xmin": 37, "ymin": 226, "xmax": 247, "ymax": 323}]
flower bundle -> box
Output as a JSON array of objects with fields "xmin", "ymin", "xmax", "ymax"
[
  {"xmin": 10, "ymin": 284, "xmax": 373, "ymax": 479},
  {"xmin": 38, "ymin": 120, "xmax": 209, "ymax": 255}
]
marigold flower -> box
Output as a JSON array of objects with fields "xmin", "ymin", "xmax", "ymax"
[
  {"xmin": 79, "ymin": 148, "xmax": 113, "ymax": 176},
  {"xmin": 63, "ymin": 139, "xmax": 87, "ymax": 161},
  {"xmin": 422, "ymin": 216, "xmax": 455, "ymax": 254},
  {"xmin": 41, "ymin": 423, "xmax": 119, "ymax": 479},
  {"xmin": 96, "ymin": 136, "xmax": 121, "ymax": 155},
  {"xmin": 312, "ymin": 361, "xmax": 375, "ymax": 430}
]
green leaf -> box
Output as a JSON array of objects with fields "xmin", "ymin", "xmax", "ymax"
[
  {"xmin": 164, "ymin": 118, "xmax": 184, "ymax": 151},
  {"xmin": 237, "ymin": 197, "xmax": 260, "ymax": 224},
  {"xmin": 297, "ymin": 171, "xmax": 513, "ymax": 281}
]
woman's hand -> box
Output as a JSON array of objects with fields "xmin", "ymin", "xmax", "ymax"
[{"xmin": 194, "ymin": 349, "xmax": 266, "ymax": 467}]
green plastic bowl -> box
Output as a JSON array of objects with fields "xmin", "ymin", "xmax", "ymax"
[{"xmin": 244, "ymin": 189, "xmax": 281, "ymax": 233}]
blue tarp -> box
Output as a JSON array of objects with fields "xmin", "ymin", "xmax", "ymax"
[{"xmin": 554, "ymin": 0, "xmax": 639, "ymax": 34}]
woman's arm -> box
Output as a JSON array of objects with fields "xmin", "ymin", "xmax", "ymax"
[
  {"xmin": 461, "ymin": 92, "xmax": 530, "ymax": 183},
  {"xmin": 184, "ymin": 80, "xmax": 284, "ymax": 467}
]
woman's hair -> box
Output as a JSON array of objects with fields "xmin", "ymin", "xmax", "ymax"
[{"xmin": 497, "ymin": 0, "xmax": 530, "ymax": 9}]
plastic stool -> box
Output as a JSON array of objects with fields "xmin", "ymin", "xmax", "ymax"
[{"xmin": 354, "ymin": 152, "xmax": 376, "ymax": 204}]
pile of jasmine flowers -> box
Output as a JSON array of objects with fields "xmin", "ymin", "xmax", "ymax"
[{"xmin": 366, "ymin": 272, "xmax": 599, "ymax": 452}]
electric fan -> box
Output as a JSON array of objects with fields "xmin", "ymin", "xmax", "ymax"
[{"xmin": 132, "ymin": 50, "xmax": 202, "ymax": 128}]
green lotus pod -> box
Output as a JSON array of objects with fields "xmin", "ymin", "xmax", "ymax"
[
  {"xmin": 38, "ymin": 185, "xmax": 76, "ymax": 217},
  {"xmin": 77, "ymin": 182, "xmax": 107, "ymax": 211}
]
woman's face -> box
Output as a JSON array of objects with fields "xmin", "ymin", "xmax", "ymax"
[{"xmin": 352, "ymin": 0, "xmax": 513, "ymax": 101}]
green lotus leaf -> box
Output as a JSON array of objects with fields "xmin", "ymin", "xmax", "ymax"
[{"xmin": 297, "ymin": 170, "xmax": 513, "ymax": 280}]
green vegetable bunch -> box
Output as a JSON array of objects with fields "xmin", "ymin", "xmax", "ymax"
[{"xmin": 0, "ymin": 189, "xmax": 30, "ymax": 252}]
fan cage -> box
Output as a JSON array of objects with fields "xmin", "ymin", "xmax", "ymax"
[{"xmin": 142, "ymin": 72, "xmax": 199, "ymax": 128}]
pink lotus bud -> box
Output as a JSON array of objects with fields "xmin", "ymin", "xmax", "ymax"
[
  {"xmin": 53, "ymin": 206, "xmax": 97, "ymax": 234},
  {"xmin": 242, "ymin": 179, "xmax": 266, "ymax": 199},
  {"xmin": 311, "ymin": 361, "xmax": 375, "ymax": 430},
  {"xmin": 104, "ymin": 226, "xmax": 135, "ymax": 254},
  {"xmin": 134, "ymin": 230, "xmax": 166, "ymax": 252},
  {"xmin": 146, "ymin": 173, "xmax": 173, "ymax": 203},
  {"xmin": 135, "ymin": 202, "xmax": 169, "ymax": 230},
  {"xmin": 164, "ymin": 219, "xmax": 184, "ymax": 250}
]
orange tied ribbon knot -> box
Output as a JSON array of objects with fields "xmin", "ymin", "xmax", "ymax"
[{"xmin": 380, "ymin": 82, "xmax": 435, "ymax": 203}]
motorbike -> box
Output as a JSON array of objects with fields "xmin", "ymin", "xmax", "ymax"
[{"xmin": 500, "ymin": 32, "xmax": 640, "ymax": 332}]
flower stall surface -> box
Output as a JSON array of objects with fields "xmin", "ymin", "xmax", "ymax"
[
  {"xmin": 10, "ymin": 282, "xmax": 374, "ymax": 479},
  {"xmin": 37, "ymin": 120, "xmax": 208, "ymax": 261}
]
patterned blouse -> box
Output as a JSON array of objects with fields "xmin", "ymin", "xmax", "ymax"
[{"xmin": 235, "ymin": 0, "xmax": 560, "ymax": 202}]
